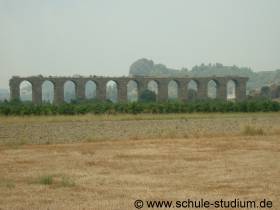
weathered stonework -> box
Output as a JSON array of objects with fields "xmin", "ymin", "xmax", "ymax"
[{"xmin": 9, "ymin": 75, "xmax": 249, "ymax": 104}]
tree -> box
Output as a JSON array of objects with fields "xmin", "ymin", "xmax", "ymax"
[
  {"xmin": 139, "ymin": 89, "xmax": 157, "ymax": 102},
  {"xmin": 260, "ymin": 86, "xmax": 271, "ymax": 98}
]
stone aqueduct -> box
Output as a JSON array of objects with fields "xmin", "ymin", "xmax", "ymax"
[{"xmin": 9, "ymin": 76, "xmax": 248, "ymax": 104}]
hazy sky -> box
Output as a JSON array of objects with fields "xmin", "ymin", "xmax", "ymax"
[{"xmin": 0, "ymin": 0, "xmax": 280, "ymax": 88}]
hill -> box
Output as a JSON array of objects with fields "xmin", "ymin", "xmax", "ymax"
[
  {"xmin": 0, "ymin": 89, "xmax": 9, "ymax": 101},
  {"xmin": 129, "ymin": 58, "xmax": 280, "ymax": 91}
]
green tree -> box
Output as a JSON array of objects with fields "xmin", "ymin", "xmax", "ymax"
[
  {"xmin": 139, "ymin": 89, "xmax": 157, "ymax": 102},
  {"xmin": 261, "ymin": 86, "xmax": 271, "ymax": 98}
]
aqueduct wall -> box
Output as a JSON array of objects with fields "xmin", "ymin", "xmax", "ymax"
[{"xmin": 9, "ymin": 76, "xmax": 248, "ymax": 104}]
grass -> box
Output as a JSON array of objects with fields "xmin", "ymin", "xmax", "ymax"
[
  {"xmin": 38, "ymin": 175, "xmax": 53, "ymax": 185},
  {"xmin": 34, "ymin": 175, "xmax": 76, "ymax": 188},
  {"xmin": 1, "ymin": 112, "xmax": 280, "ymax": 124},
  {"xmin": 0, "ymin": 113, "xmax": 279, "ymax": 209},
  {"xmin": 0, "ymin": 136, "xmax": 279, "ymax": 210},
  {"xmin": 242, "ymin": 125, "xmax": 265, "ymax": 136},
  {"xmin": 36, "ymin": 175, "xmax": 75, "ymax": 187},
  {"xmin": 60, "ymin": 176, "xmax": 75, "ymax": 187},
  {"xmin": 3, "ymin": 139, "xmax": 27, "ymax": 149},
  {"xmin": 1, "ymin": 112, "xmax": 280, "ymax": 145},
  {"xmin": 0, "ymin": 179, "xmax": 15, "ymax": 189}
]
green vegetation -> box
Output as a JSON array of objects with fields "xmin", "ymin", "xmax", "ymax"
[
  {"xmin": 0, "ymin": 99, "xmax": 279, "ymax": 116},
  {"xmin": 139, "ymin": 89, "xmax": 157, "ymax": 102},
  {"xmin": 0, "ymin": 179, "xmax": 16, "ymax": 189},
  {"xmin": 38, "ymin": 175, "xmax": 53, "ymax": 185},
  {"xmin": 60, "ymin": 176, "xmax": 76, "ymax": 187},
  {"xmin": 130, "ymin": 58, "xmax": 280, "ymax": 91},
  {"xmin": 36, "ymin": 175, "xmax": 75, "ymax": 187},
  {"xmin": 242, "ymin": 125, "xmax": 265, "ymax": 136}
]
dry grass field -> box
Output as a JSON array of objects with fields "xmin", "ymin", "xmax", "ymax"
[{"xmin": 0, "ymin": 113, "xmax": 280, "ymax": 209}]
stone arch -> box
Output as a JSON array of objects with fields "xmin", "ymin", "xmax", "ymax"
[
  {"xmin": 20, "ymin": 80, "xmax": 32, "ymax": 102},
  {"xmin": 168, "ymin": 80, "xmax": 179, "ymax": 100},
  {"xmin": 106, "ymin": 80, "xmax": 118, "ymax": 103},
  {"xmin": 227, "ymin": 79, "xmax": 237, "ymax": 100},
  {"xmin": 187, "ymin": 80, "xmax": 198, "ymax": 100},
  {"xmin": 127, "ymin": 80, "xmax": 138, "ymax": 102},
  {"xmin": 147, "ymin": 80, "xmax": 159, "ymax": 95},
  {"xmin": 85, "ymin": 80, "xmax": 97, "ymax": 100},
  {"xmin": 64, "ymin": 80, "xmax": 77, "ymax": 103},
  {"xmin": 207, "ymin": 80, "xmax": 219, "ymax": 99},
  {"xmin": 42, "ymin": 80, "xmax": 54, "ymax": 103}
]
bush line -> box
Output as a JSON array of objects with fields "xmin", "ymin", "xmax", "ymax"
[{"xmin": 0, "ymin": 99, "xmax": 279, "ymax": 116}]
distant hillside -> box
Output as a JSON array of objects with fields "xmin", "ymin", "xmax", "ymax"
[
  {"xmin": 129, "ymin": 58, "xmax": 280, "ymax": 90},
  {"xmin": 0, "ymin": 89, "xmax": 9, "ymax": 101}
]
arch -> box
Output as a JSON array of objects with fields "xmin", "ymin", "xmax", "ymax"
[
  {"xmin": 64, "ymin": 80, "xmax": 76, "ymax": 103},
  {"xmin": 207, "ymin": 80, "xmax": 218, "ymax": 99},
  {"xmin": 85, "ymin": 80, "xmax": 97, "ymax": 100},
  {"xmin": 127, "ymin": 80, "xmax": 138, "ymax": 102},
  {"xmin": 42, "ymin": 80, "xmax": 54, "ymax": 103},
  {"xmin": 106, "ymin": 80, "xmax": 118, "ymax": 103},
  {"xmin": 147, "ymin": 80, "xmax": 158, "ymax": 95},
  {"xmin": 187, "ymin": 80, "xmax": 198, "ymax": 100},
  {"xmin": 168, "ymin": 80, "xmax": 179, "ymax": 100},
  {"xmin": 20, "ymin": 80, "xmax": 32, "ymax": 101},
  {"xmin": 227, "ymin": 80, "xmax": 237, "ymax": 100}
]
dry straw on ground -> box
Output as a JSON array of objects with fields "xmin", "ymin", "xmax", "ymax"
[
  {"xmin": 0, "ymin": 113, "xmax": 279, "ymax": 209},
  {"xmin": 0, "ymin": 113, "xmax": 280, "ymax": 145}
]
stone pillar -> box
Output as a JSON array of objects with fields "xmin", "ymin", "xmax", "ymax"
[
  {"xmin": 53, "ymin": 80, "xmax": 65, "ymax": 104},
  {"xmin": 178, "ymin": 81, "xmax": 188, "ymax": 101},
  {"xmin": 76, "ymin": 80, "xmax": 86, "ymax": 101},
  {"xmin": 236, "ymin": 79, "xmax": 247, "ymax": 101},
  {"xmin": 32, "ymin": 80, "xmax": 42, "ymax": 104},
  {"xmin": 158, "ymin": 80, "xmax": 168, "ymax": 102},
  {"xmin": 9, "ymin": 79, "xmax": 20, "ymax": 101},
  {"xmin": 118, "ymin": 80, "xmax": 128, "ymax": 102},
  {"xmin": 197, "ymin": 79, "xmax": 208, "ymax": 99},
  {"xmin": 96, "ymin": 81, "xmax": 106, "ymax": 101},
  {"xmin": 217, "ymin": 80, "xmax": 227, "ymax": 100}
]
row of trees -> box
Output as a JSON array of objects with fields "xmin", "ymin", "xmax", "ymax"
[{"xmin": 0, "ymin": 99, "xmax": 279, "ymax": 116}]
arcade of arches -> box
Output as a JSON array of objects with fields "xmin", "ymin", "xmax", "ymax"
[{"xmin": 10, "ymin": 76, "xmax": 248, "ymax": 104}]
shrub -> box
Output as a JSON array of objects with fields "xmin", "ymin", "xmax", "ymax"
[
  {"xmin": 242, "ymin": 125, "xmax": 265, "ymax": 136},
  {"xmin": 39, "ymin": 175, "xmax": 53, "ymax": 185},
  {"xmin": 139, "ymin": 89, "xmax": 157, "ymax": 102},
  {"xmin": 0, "ymin": 99, "xmax": 279, "ymax": 116}
]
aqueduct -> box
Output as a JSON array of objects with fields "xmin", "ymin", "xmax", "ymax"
[{"xmin": 9, "ymin": 76, "xmax": 248, "ymax": 104}]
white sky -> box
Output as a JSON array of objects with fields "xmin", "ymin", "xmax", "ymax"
[{"xmin": 0, "ymin": 0, "xmax": 280, "ymax": 88}]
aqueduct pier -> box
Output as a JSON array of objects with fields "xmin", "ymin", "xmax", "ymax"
[{"xmin": 9, "ymin": 76, "xmax": 248, "ymax": 104}]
